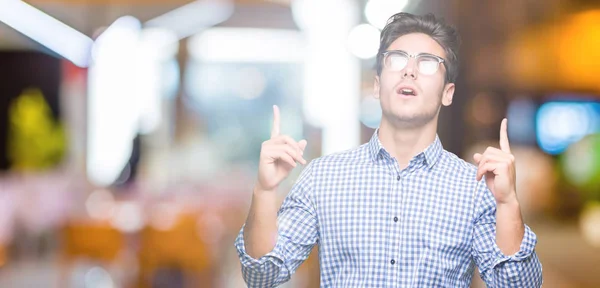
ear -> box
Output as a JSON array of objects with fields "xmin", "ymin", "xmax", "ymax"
[
  {"xmin": 441, "ymin": 82, "xmax": 455, "ymax": 106},
  {"xmin": 374, "ymin": 75, "xmax": 381, "ymax": 99}
]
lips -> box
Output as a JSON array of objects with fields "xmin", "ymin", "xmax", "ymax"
[{"xmin": 395, "ymin": 84, "xmax": 418, "ymax": 96}]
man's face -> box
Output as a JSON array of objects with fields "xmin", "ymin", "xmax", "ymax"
[{"xmin": 374, "ymin": 33, "xmax": 455, "ymax": 128}]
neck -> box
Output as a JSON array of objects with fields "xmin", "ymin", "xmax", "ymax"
[{"xmin": 378, "ymin": 117, "xmax": 438, "ymax": 169}]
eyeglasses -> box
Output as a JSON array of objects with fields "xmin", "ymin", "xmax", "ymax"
[{"xmin": 381, "ymin": 50, "xmax": 447, "ymax": 77}]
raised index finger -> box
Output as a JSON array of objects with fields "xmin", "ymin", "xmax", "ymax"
[
  {"xmin": 271, "ymin": 105, "xmax": 280, "ymax": 139},
  {"xmin": 499, "ymin": 118, "xmax": 511, "ymax": 153}
]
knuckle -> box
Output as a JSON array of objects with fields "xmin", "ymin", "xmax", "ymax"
[
  {"xmin": 480, "ymin": 155, "xmax": 489, "ymax": 163},
  {"xmin": 286, "ymin": 135, "xmax": 298, "ymax": 143},
  {"xmin": 287, "ymin": 144, "xmax": 297, "ymax": 152}
]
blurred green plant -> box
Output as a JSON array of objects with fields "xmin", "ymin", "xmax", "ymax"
[
  {"xmin": 7, "ymin": 88, "xmax": 66, "ymax": 171},
  {"xmin": 560, "ymin": 133, "xmax": 600, "ymax": 202}
]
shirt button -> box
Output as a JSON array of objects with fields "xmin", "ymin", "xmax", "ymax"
[
  {"xmin": 390, "ymin": 259, "xmax": 396, "ymax": 265},
  {"xmin": 396, "ymin": 175, "xmax": 400, "ymax": 181},
  {"xmin": 393, "ymin": 216, "xmax": 398, "ymax": 222}
]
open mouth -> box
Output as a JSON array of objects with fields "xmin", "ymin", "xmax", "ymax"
[{"xmin": 396, "ymin": 86, "xmax": 417, "ymax": 96}]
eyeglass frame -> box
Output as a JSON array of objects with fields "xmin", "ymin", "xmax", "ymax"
[{"xmin": 380, "ymin": 50, "xmax": 449, "ymax": 82}]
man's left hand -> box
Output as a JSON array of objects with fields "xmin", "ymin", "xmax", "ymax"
[{"xmin": 473, "ymin": 118, "xmax": 518, "ymax": 205}]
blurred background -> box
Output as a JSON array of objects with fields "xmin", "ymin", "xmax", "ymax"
[{"xmin": 0, "ymin": 0, "xmax": 599, "ymax": 287}]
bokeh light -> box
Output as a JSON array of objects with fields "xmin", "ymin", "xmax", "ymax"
[
  {"xmin": 561, "ymin": 133, "xmax": 600, "ymax": 197},
  {"xmin": 359, "ymin": 95, "xmax": 382, "ymax": 129},
  {"xmin": 365, "ymin": 0, "xmax": 410, "ymax": 30},
  {"xmin": 86, "ymin": 189, "xmax": 116, "ymax": 221},
  {"xmin": 536, "ymin": 101, "xmax": 600, "ymax": 155},
  {"xmin": 347, "ymin": 24, "xmax": 380, "ymax": 59},
  {"xmin": 580, "ymin": 202, "xmax": 600, "ymax": 248}
]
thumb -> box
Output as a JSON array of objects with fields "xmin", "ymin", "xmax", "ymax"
[{"xmin": 473, "ymin": 153, "xmax": 482, "ymax": 163}]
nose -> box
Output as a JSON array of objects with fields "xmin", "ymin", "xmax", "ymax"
[{"xmin": 402, "ymin": 58, "xmax": 417, "ymax": 80}]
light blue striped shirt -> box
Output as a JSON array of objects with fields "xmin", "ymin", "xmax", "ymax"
[{"xmin": 235, "ymin": 131, "xmax": 542, "ymax": 287}]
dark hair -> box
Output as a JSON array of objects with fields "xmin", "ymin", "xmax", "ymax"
[{"xmin": 376, "ymin": 12, "xmax": 460, "ymax": 83}]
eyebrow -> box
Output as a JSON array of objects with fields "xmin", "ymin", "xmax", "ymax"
[{"xmin": 386, "ymin": 50, "xmax": 442, "ymax": 57}]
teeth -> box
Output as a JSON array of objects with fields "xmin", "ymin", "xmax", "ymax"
[{"xmin": 401, "ymin": 88, "xmax": 414, "ymax": 95}]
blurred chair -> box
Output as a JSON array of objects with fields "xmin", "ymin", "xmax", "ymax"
[
  {"xmin": 0, "ymin": 243, "xmax": 7, "ymax": 268},
  {"xmin": 59, "ymin": 221, "xmax": 125, "ymax": 286},
  {"xmin": 136, "ymin": 212, "xmax": 213, "ymax": 288}
]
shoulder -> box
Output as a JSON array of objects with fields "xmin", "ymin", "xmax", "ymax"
[
  {"xmin": 436, "ymin": 149, "xmax": 478, "ymax": 177},
  {"xmin": 433, "ymin": 150, "xmax": 488, "ymax": 198},
  {"xmin": 307, "ymin": 142, "xmax": 371, "ymax": 170}
]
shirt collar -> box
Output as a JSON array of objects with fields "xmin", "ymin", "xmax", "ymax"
[{"xmin": 368, "ymin": 129, "xmax": 443, "ymax": 169}]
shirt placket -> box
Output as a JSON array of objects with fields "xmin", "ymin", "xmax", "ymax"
[{"xmin": 386, "ymin": 157, "xmax": 405, "ymax": 287}]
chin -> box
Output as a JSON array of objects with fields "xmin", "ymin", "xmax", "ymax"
[
  {"xmin": 391, "ymin": 108, "xmax": 421, "ymax": 121},
  {"xmin": 387, "ymin": 111, "xmax": 437, "ymax": 128}
]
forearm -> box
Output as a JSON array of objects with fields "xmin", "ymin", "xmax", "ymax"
[
  {"xmin": 243, "ymin": 185, "xmax": 280, "ymax": 259},
  {"xmin": 495, "ymin": 197, "xmax": 524, "ymax": 255},
  {"xmin": 476, "ymin": 187, "xmax": 542, "ymax": 287}
]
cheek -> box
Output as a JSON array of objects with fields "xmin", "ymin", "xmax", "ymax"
[
  {"xmin": 420, "ymin": 77, "xmax": 445, "ymax": 97},
  {"xmin": 379, "ymin": 75, "xmax": 399, "ymax": 95}
]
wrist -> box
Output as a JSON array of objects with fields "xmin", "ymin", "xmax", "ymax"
[
  {"xmin": 497, "ymin": 191, "xmax": 519, "ymax": 207},
  {"xmin": 496, "ymin": 194, "xmax": 523, "ymax": 222},
  {"xmin": 254, "ymin": 184, "xmax": 277, "ymax": 195}
]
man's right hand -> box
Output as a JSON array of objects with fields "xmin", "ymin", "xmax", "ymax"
[{"xmin": 256, "ymin": 105, "xmax": 307, "ymax": 192}]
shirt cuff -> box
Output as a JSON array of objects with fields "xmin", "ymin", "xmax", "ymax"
[
  {"xmin": 234, "ymin": 225, "xmax": 286, "ymax": 271},
  {"xmin": 492, "ymin": 223, "xmax": 537, "ymax": 267}
]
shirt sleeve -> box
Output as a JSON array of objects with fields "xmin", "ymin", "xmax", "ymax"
[
  {"xmin": 471, "ymin": 179, "xmax": 543, "ymax": 287},
  {"xmin": 234, "ymin": 161, "xmax": 319, "ymax": 288}
]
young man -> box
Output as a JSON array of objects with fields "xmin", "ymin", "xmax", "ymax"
[{"xmin": 235, "ymin": 12, "xmax": 542, "ymax": 287}]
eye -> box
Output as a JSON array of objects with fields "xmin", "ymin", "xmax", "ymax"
[
  {"xmin": 417, "ymin": 56, "xmax": 440, "ymax": 75},
  {"xmin": 386, "ymin": 53, "xmax": 408, "ymax": 71}
]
